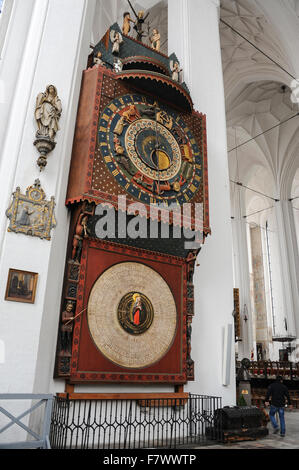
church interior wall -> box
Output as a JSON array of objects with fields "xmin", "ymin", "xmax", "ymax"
[
  {"xmin": 2, "ymin": 0, "xmax": 299, "ymax": 445},
  {"xmin": 221, "ymin": 0, "xmax": 299, "ymax": 363}
]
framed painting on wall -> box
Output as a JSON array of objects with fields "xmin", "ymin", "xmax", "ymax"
[{"xmin": 5, "ymin": 268, "xmax": 38, "ymax": 303}]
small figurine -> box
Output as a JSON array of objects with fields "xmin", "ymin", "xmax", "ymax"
[
  {"xmin": 170, "ymin": 61, "xmax": 183, "ymax": 83},
  {"xmin": 35, "ymin": 85, "xmax": 62, "ymax": 141},
  {"xmin": 127, "ymin": 2, "xmax": 149, "ymax": 42},
  {"xmin": 60, "ymin": 301, "xmax": 75, "ymax": 355},
  {"xmin": 134, "ymin": 10, "xmax": 149, "ymax": 41},
  {"xmin": 71, "ymin": 213, "xmax": 88, "ymax": 262},
  {"xmin": 93, "ymin": 51, "xmax": 104, "ymax": 66},
  {"xmin": 110, "ymin": 29, "xmax": 123, "ymax": 55},
  {"xmin": 113, "ymin": 58, "xmax": 123, "ymax": 73},
  {"xmin": 34, "ymin": 84, "xmax": 62, "ymax": 169},
  {"xmin": 150, "ymin": 28, "xmax": 161, "ymax": 52},
  {"xmin": 122, "ymin": 11, "xmax": 135, "ymax": 35}
]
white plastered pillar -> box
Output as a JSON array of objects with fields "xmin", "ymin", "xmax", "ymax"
[
  {"xmin": 231, "ymin": 189, "xmax": 254, "ymax": 360},
  {"xmin": 274, "ymin": 199, "xmax": 299, "ymax": 357},
  {"xmin": 0, "ymin": 0, "xmax": 96, "ymax": 404},
  {"xmin": 169, "ymin": 0, "xmax": 235, "ymax": 405}
]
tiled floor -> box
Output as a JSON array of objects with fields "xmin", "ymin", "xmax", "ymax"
[{"xmin": 196, "ymin": 409, "xmax": 299, "ymax": 449}]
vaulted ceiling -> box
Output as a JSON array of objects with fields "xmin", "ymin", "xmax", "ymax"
[
  {"xmin": 220, "ymin": 0, "xmax": 293, "ymax": 93},
  {"xmin": 220, "ymin": 0, "xmax": 299, "ymax": 204}
]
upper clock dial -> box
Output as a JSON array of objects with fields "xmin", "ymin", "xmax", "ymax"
[
  {"xmin": 98, "ymin": 94, "xmax": 202, "ymax": 205},
  {"xmin": 125, "ymin": 118, "xmax": 182, "ymax": 181}
]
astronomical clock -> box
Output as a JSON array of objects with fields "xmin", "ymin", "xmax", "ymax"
[{"xmin": 54, "ymin": 22, "xmax": 210, "ymax": 387}]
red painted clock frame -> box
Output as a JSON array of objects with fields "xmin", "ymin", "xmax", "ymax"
[{"xmin": 70, "ymin": 238, "xmax": 188, "ymax": 384}]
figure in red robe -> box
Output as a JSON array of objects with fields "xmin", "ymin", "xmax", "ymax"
[{"xmin": 132, "ymin": 294, "xmax": 143, "ymax": 326}]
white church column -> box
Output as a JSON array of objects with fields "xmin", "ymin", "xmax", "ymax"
[
  {"xmin": 169, "ymin": 0, "xmax": 235, "ymax": 405},
  {"xmin": 231, "ymin": 190, "xmax": 254, "ymax": 360},
  {"xmin": 0, "ymin": 0, "xmax": 96, "ymax": 405},
  {"xmin": 275, "ymin": 199, "xmax": 299, "ymax": 357}
]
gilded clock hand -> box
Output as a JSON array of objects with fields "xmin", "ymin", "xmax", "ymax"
[{"xmin": 154, "ymin": 105, "xmax": 161, "ymax": 195}]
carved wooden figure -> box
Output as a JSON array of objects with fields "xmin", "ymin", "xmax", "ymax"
[
  {"xmin": 94, "ymin": 51, "xmax": 104, "ymax": 66},
  {"xmin": 110, "ymin": 30, "xmax": 123, "ymax": 55},
  {"xmin": 60, "ymin": 301, "xmax": 75, "ymax": 355},
  {"xmin": 170, "ymin": 61, "xmax": 183, "ymax": 83},
  {"xmin": 150, "ymin": 28, "xmax": 161, "ymax": 51},
  {"xmin": 71, "ymin": 213, "xmax": 88, "ymax": 262},
  {"xmin": 122, "ymin": 11, "xmax": 135, "ymax": 35}
]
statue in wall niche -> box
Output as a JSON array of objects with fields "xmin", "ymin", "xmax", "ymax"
[
  {"xmin": 110, "ymin": 30, "xmax": 123, "ymax": 55},
  {"xmin": 34, "ymin": 84, "xmax": 62, "ymax": 170},
  {"xmin": 122, "ymin": 11, "xmax": 135, "ymax": 35},
  {"xmin": 170, "ymin": 61, "xmax": 183, "ymax": 83},
  {"xmin": 60, "ymin": 301, "xmax": 75, "ymax": 355},
  {"xmin": 186, "ymin": 250, "xmax": 198, "ymax": 282},
  {"xmin": 150, "ymin": 28, "xmax": 160, "ymax": 52},
  {"xmin": 71, "ymin": 212, "xmax": 89, "ymax": 262}
]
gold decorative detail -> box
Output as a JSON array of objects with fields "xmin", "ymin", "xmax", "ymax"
[{"xmin": 6, "ymin": 179, "xmax": 56, "ymax": 240}]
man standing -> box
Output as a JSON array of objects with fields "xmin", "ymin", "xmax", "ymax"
[{"xmin": 265, "ymin": 376, "xmax": 292, "ymax": 437}]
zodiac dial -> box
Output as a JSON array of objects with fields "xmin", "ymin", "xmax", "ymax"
[{"xmin": 98, "ymin": 94, "xmax": 202, "ymax": 205}]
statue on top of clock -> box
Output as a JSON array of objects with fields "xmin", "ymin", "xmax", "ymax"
[{"xmin": 124, "ymin": 1, "xmax": 150, "ymax": 42}]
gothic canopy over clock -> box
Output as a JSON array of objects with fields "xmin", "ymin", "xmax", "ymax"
[{"xmin": 55, "ymin": 21, "xmax": 210, "ymax": 385}]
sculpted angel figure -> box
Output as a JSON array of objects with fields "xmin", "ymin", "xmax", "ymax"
[
  {"xmin": 113, "ymin": 58, "xmax": 123, "ymax": 73},
  {"xmin": 170, "ymin": 61, "xmax": 183, "ymax": 83},
  {"xmin": 110, "ymin": 29, "xmax": 123, "ymax": 55},
  {"xmin": 35, "ymin": 85, "xmax": 62, "ymax": 140},
  {"xmin": 93, "ymin": 51, "xmax": 104, "ymax": 66},
  {"xmin": 150, "ymin": 28, "xmax": 160, "ymax": 51}
]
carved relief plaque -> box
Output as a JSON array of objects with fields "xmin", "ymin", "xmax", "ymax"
[{"xmin": 6, "ymin": 179, "xmax": 56, "ymax": 240}]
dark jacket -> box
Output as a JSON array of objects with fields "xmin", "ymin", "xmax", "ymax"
[{"xmin": 265, "ymin": 382, "xmax": 291, "ymax": 408}]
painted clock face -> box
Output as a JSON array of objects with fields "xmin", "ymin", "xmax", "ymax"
[
  {"xmin": 87, "ymin": 262, "xmax": 177, "ymax": 369},
  {"xmin": 98, "ymin": 93, "xmax": 202, "ymax": 205}
]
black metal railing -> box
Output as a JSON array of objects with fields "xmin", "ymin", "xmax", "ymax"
[{"xmin": 50, "ymin": 394, "xmax": 222, "ymax": 449}]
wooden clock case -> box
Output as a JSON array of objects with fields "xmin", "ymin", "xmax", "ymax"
[{"xmin": 54, "ymin": 24, "xmax": 210, "ymax": 387}]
